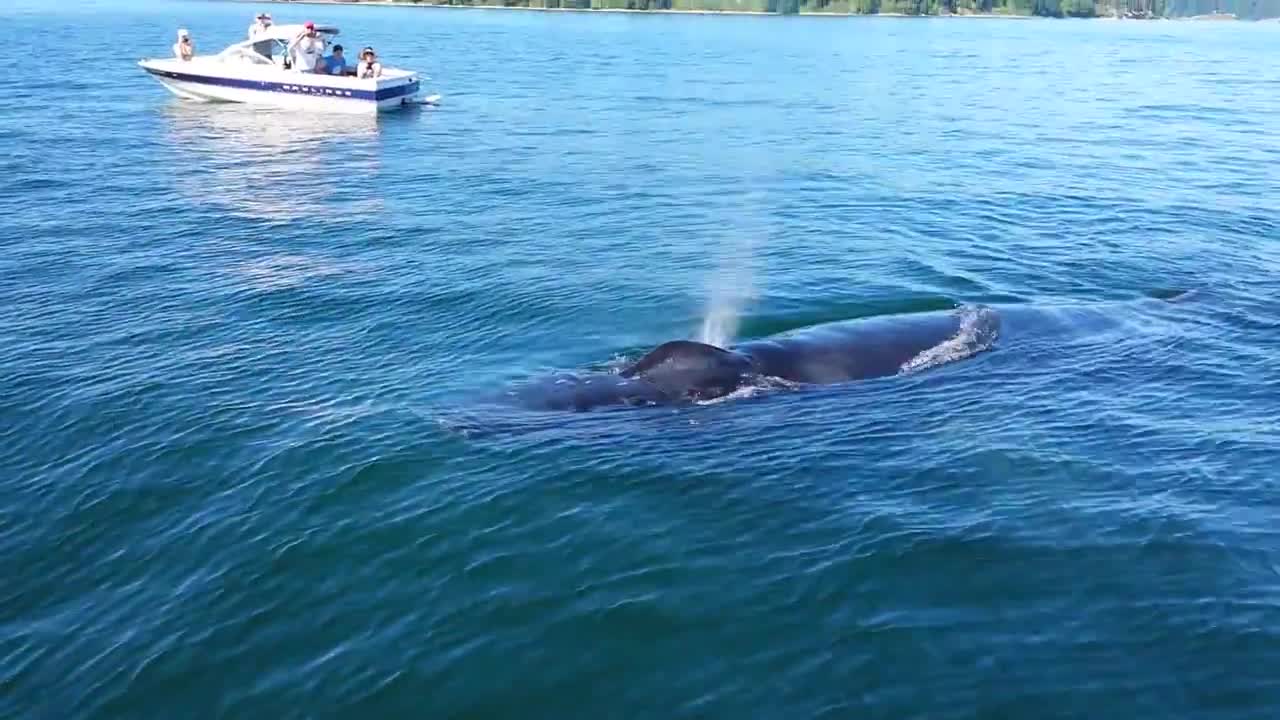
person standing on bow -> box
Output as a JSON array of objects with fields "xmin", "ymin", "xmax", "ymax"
[
  {"xmin": 287, "ymin": 21, "xmax": 325, "ymax": 73},
  {"xmin": 173, "ymin": 28, "xmax": 194, "ymax": 61}
]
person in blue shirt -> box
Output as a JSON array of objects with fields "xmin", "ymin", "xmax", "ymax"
[{"xmin": 320, "ymin": 44, "xmax": 350, "ymax": 76}]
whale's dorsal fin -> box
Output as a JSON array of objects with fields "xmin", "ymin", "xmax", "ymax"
[{"xmin": 619, "ymin": 340, "xmax": 738, "ymax": 379}]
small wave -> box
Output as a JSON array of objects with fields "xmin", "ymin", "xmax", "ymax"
[
  {"xmin": 694, "ymin": 384, "xmax": 768, "ymax": 405},
  {"xmin": 1146, "ymin": 288, "xmax": 1198, "ymax": 303},
  {"xmin": 693, "ymin": 375, "xmax": 804, "ymax": 406},
  {"xmin": 229, "ymin": 255, "xmax": 352, "ymax": 292},
  {"xmin": 898, "ymin": 306, "xmax": 999, "ymax": 375}
]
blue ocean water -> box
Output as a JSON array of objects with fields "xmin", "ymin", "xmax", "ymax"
[{"xmin": 3, "ymin": 0, "xmax": 1280, "ymax": 716}]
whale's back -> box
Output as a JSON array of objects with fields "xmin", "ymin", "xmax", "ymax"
[
  {"xmin": 735, "ymin": 307, "xmax": 997, "ymax": 384},
  {"xmin": 619, "ymin": 340, "xmax": 754, "ymax": 402}
]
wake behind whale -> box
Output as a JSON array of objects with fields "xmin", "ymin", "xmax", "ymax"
[{"xmin": 504, "ymin": 292, "xmax": 1195, "ymax": 413}]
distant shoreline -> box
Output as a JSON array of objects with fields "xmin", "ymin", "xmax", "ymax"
[
  {"xmin": 236, "ymin": 0, "xmax": 1253, "ymax": 21},
  {"xmin": 233, "ymin": 0, "xmax": 1058, "ymax": 19}
]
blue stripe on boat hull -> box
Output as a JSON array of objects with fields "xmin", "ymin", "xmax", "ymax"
[{"xmin": 143, "ymin": 67, "xmax": 419, "ymax": 102}]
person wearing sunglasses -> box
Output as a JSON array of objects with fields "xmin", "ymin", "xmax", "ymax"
[
  {"xmin": 248, "ymin": 12, "xmax": 273, "ymax": 58},
  {"xmin": 248, "ymin": 12, "xmax": 272, "ymax": 39},
  {"xmin": 172, "ymin": 28, "xmax": 194, "ymax": 61},
  {"xmin": 357, "ymin": 47, "xmax": 382, "ymax": 79}
]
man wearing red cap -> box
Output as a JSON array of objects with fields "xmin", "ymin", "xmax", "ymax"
[{"xmin": 287, "ymin": 21, "xmax": 325, "ymax": 73}]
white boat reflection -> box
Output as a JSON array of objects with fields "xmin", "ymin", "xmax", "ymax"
[{"xmin": 160, "ymin": 102, "xmax": 386, "ymax": 221}]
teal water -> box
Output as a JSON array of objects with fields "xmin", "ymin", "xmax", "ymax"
[{"xmin": 4, "ymin": 1, "xmax": 1280, "ymax": 717}]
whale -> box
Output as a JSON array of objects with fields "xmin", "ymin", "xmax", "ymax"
[{"xmin": 506, "ymin": 293, "xmax": 1193, "ymax": 413}]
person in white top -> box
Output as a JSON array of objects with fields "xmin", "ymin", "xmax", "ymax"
[
  {"xmin": 248, "ymin": 12, "xmax": 273, "ymax": 58},
  {"xmin": 287, "ymin": 21, "xmax": 325, "ymax": 73},
  {"xmin": 356, "ymin": 47, "xmax": 382, "ymax": 79},
  {"xmin": 173, "ymin": 29, "xmax": 194, "ymax": 61},
  {"xmin": 247, "ymin": 12, "xmax": 272, "ymax": 38}
]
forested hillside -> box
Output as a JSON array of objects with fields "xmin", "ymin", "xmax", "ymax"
[{"xmin": 392, "ymin": 0, "xmax": 1280, "ymax": 18}]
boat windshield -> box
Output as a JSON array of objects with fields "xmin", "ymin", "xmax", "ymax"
[
  {"xmin": 219, "ymin": 37, "xmax": 289, "ymax": 66},
  {"xmin": 219, "ymin": 30, "xmax": 338, "ymax": 67}
]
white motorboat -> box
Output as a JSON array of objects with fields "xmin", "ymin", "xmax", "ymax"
[{"xmin": 138, "ymin": 23, "xmax": 431, "ymax": 113}]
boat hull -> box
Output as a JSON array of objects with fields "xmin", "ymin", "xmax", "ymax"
[{"xmin": 139, "ymin": 59, "xmax": 422, "ymax": 113}]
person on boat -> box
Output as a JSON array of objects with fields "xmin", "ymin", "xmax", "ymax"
[
  {"xmin": 248, "ymin": 12, "xmax": 272, "ymax": 38},
  {"xmin": 357, "ymin": 47, "xmax": 382, "ymax": 79},
  {"xmin": 248, "ymin": 12, "xmax": 273, "ymax": 59},
  {"xmin": 321, "ymin": 45, "xmax": 350, "ymax": 76},
  {"xmin": 173, "ymin": 29, "xmax": 194, "ymax": 61},
  {"xmin": 287, "ymin": 21, "xmax": 325, "ymax": 73}
]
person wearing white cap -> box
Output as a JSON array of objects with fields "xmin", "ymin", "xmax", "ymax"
[
  {"xmin": 172, "ymin": 28, "xmax": 194, "ymax": 61},
  {"xmin": 248, "ymin": 12, "xmax": 272, "ymax": 39},
  {"xmin": 248, "ymin": 12, "xmax": 273, "ymax": 58}
]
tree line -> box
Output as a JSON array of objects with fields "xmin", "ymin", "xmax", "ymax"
[{"xmin": 395, "ymin": 0, "xmax": 1280, "ymax": 16}]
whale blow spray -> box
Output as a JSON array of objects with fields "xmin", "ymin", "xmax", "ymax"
[{"xmin": 698, "ymin": 233, "xmax": 759, "ymax": 348}]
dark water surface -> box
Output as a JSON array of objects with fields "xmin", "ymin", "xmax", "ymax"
[{"xmin": 3, "ymin": 1, "xmax": 1279, "ymax": 717}]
